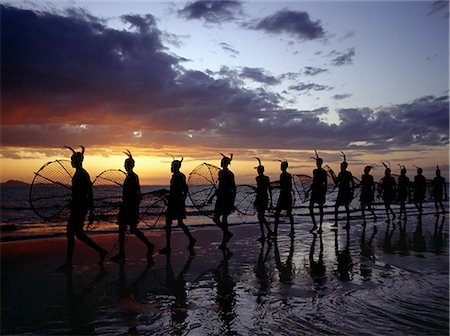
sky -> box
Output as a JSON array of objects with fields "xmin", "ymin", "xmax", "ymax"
[{"xmin": 1, "ymin": 0, "xmax": 449, "ymax": 185}]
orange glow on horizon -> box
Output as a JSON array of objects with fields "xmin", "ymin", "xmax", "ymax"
[{"xmin": 1, "ymin": 145, "xmax": 449, "ymax": 185}]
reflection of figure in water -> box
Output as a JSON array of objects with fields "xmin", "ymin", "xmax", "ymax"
[
  {"xmin": 328, "ymin": 152, "xmax": 354, "ymax": 229},
  {"xmin": 360, "ymin": 165, "xmax": 377, "ymax": 224},
  {"xmin": 307, "ymin": 151, "xmax": 327, "ymax": 233},
  {"xmin": 413, "ymin": 215, "xmax": 426, "ymax": 252},
  {"xmin": 274, "ymin": 236, "xmax": 295, "ymax": 285},
  {"xmin": 397, "ymin": 165, "xmax": 410, "ymax": 221},
  {"xmin": 412, "ymin": 167, "xmax": 427, "ymax": 216},
  {"xmin": 164, "ymin": 251, "xmax": 195, "ymax": 331},
  {"xmin": 209, "ymin": 153, "xmax": 236, "ymax": 249},
  {"xmin": 309, "ymin": 233, "xmax": 326, "ymax": 289},
  {"xmin": 360, "ymin": 224, "xmax": 377, "ymax": 281},
  {"xmin": 382, "ymin": 220, "xmax": 395, "ymax": 254},
  {"xmin": 214, "ymin": 248, "xmax": 236, "ymax": 335},
  {"xmin": 56, "ymin": 146, "xmax": 107, "ymax": 273},
  {"xmin": 160, "ymin": 156, "xmax": 196, "ymax": 254},
  {"xmin": 255, "ymin": 240, "xmax": 273, "ymax": 302},
  {"xmin": 432, "ymin": 166, "xmax": 447, "ymax": 216},
  {"xmin": 117, "ymin": 259, "xmax": 154, "ymax": 334},
  {"xmin": 397, "ymin": 220, "xmax": 409, "ymax": 254},
  {"xmin": 273, "ymin": 160, "xmax": 295, "ymax": 237},
  {"xmin": 379, "ymin": 162, "xmax": 396, "ymax": 222},
  {"xmin": 111, "ymin": 150, "xmax": 154, "ymax": 262},
  {"xmin": 334, "ymin": 228, "xmax": 353, "ymax": 281},
  {"xmin": 254, "ymin": 157, "xmax": 273, "ymax": 241},
  {"xmin": 65, "ymin": 269, "xmax": 108, "ymax": 334},
  {"xmin": 432, "ymin": 214, "xmax": 446, "ymax": 255}
]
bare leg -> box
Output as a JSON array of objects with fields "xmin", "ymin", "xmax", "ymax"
[
  {"xmin": 130, "ymin": 226, "xmax": 154, "ymax": 258},
  {"xmin": 75, "ymin": 230, "xmax": 107, "ymax": 264},
  {"xmin": 273, "ymin": 208, "xmax": 281, "ymax": 236},
  {"xmin": 159, "ymin": 219, "xmax": 172, "ymax": 254},
  {"xmin": 179, "ymin": 219, "xmax": 196, "ymax": 249},
  {"xmin": 288, "ymin": 209, "xmax": 294, "ymax": 237},
  {"xmin": 332, "ymin": 204, "xmax": 339, "ymax": 227},
  {"xmin": 111, "ymin": 224, "xmax": 127, "ymax": 262},
  {"xmin": 309, "ymin": 203, "xmax": 317, "ymax": 231},
  {"xmin": 318, "ymin": 204, "xmax": 324, "ymax": 233},
  {"xmin": 56, "ymin": 230, "xmax": 76, "ymax": 272}
]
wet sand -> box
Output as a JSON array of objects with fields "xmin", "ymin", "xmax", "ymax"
[{"xmin": 1, "ymin": 213, "xmax": 449, "ymax": 335}]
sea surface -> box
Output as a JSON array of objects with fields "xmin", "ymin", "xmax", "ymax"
[{"xmin": 1, "ymin": 184, "xmax": 449, "ymax": 335}]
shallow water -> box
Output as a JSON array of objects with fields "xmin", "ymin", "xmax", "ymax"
[{"xmin": 1, "ymin": 212, "xmax": 448, "ymax": 335}]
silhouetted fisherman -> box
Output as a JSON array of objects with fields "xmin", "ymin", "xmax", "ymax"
[
  {"xmin": 397, "ymin": 165, "xmax": 410, "ymax": 220},
  {"xmin": 273, "ymin": 159, "xmax": 295, "ymax": 237},
  {"xmin": 56, "ymin": 146, "xmax": 107, "ymax": 273},
  {"xmin": 379, "ymin": 162, "xmax": 396, "ymax": 222},
  {"xmin": 209, "ymin": 153, "xmax": 236, "ymax": 249},
  {"xmin": 307, "ymin": 150, "xmax": 327, "ymax": 233},
  {"xmin": 160, "ymin": 156, "xmax": 196, "ymax": 254},
  {"xmin": 360, "ymin": 165, "xmax": 377, "ymax": 224},
  {"xmin": 432, "ymin": 165, "xmax": 447, "ymax": 215},
  {"xmin": 111, "ymin": 150, "xmax": 154, "ymax": 262},
  {"xmin": 329, "ymin": 152, "xmax": 354, "ymax": 229},
  {"xmin": 412, "ymin": 166, "xmax": 427, "ymax": 215},
  {"xmin": 254, "ymin": 157, "xmax": 273, "ymax": 241}
]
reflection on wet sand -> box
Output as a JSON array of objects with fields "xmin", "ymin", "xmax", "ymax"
[{"xmin": 2, "ymin": 211, "xmax": 448, "ymax": 335}]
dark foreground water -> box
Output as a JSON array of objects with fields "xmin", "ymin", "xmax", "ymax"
[{"xmin": 1, "ymin": 212, "xmax": 448, "ymax": 335}]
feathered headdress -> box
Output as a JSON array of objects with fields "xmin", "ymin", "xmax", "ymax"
[
  {"xmin": 220, "ymin": 153, "xmax": 233, "ymax": 165},
  {"xmin": 64, "ymin": 145, "xmax": 85, "ymax": 162}
]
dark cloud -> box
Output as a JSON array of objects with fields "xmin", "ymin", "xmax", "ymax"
[
  {"xmin": 429, "ymin": 1, "xmax": 449, "ymax": 18},
  {"xmin": 289, "ymin": 82, "xmax": 333, "ymax": 93},
  {"xmin": 332, "ymin": 94, "xmax": 352, "ymax": 101},
  {"xmin": 252, "ymin": 9, "xmax": 325, "ymax": 40},
  {"xmin": 240, "ymin": 67, "xmax": 281, "ymax": 85},
  {"xmin": 1, "ymin": 5, "xmax": 448, "ymax": 156},
  {"xmin": 178, "ymin": 0, "xmax": 243, "ymax": 23},
  {"xmin": 329, "ymin": 48, "xmax": 355, "ymax": 66},
  {"xmin": 303, "ymin": 66, "xmax": 328, "ymax": 76}
]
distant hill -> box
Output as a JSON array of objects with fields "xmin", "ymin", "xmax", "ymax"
[{"xmin": 0, "ymin": 180, "xmax": 30, "ymax": 188}]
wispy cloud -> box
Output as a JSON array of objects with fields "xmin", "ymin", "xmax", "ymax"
[
  {"xmin": 289, "ymin": 82, "xmax": 333, "ymax": 93},
  {"xmin": 329, "ymin": 48, "xmax": 356, "ymax": 66},
  {"xmin": 332, "ymin": 94, "xmax": 352, "ymax": 101}
]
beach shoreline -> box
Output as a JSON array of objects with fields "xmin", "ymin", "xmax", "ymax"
[{"xmin": 1, "ymin": 213, "xmax": 449, "ymax": 335}]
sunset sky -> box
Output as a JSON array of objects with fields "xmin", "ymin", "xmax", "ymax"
[{"xmin": 1, "ymin": 0, "xmax": 449, "ymax": 185}]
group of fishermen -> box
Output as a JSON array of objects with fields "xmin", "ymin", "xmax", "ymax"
[{"xmin": 55, "ymin": 146, "xmax": 448, "ymax": 272}]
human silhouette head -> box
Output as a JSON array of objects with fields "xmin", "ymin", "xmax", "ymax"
[
  {"xmin": 382, "ymin": 162, "xmax": 391, "ymax": 176},
  {"xmin": 220, "ymin": 153, "xmax": 233, "ymax": 169},
  {"xmin": 123, "ymin": 149, "xmax": 135, "ymax": 172},
  {"xmin": 279, "ymin": 160, "xmax": 288, "ymax": 172},
  {"xmin": 316, "ymin": 158, "xmax": 323, "ymax": 168},
  {"xmin": 312, "ymin": 149, "xmax": 323, "ymax": 168},
  {"xmin": 64, "ymin": 145, "xmax": 84, "ymax": 168},
  {"xmin": 254, "ymin": 157, "xmax": 264, "ymax": 175},
  {"xmin": 364, "ymin": 165, "xmax": 372, "ymax": 174},
  {"xmin": 400, "ymin": 165, "xmax": 406, "ymax": 176},
  {"xmin": 417, "ymin": 167, "xmax": 423, "ymax": 175},
  {"xmin": 340, "ymin": 151, "xmax": 348, "ymax": 171},
  {"xmin": 171, "ymin": 156, "xmax": 183, "ymax": 173},
  {"xmin": 436, "ymin": 165, "xmax": 441, "ymax": 177}
]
